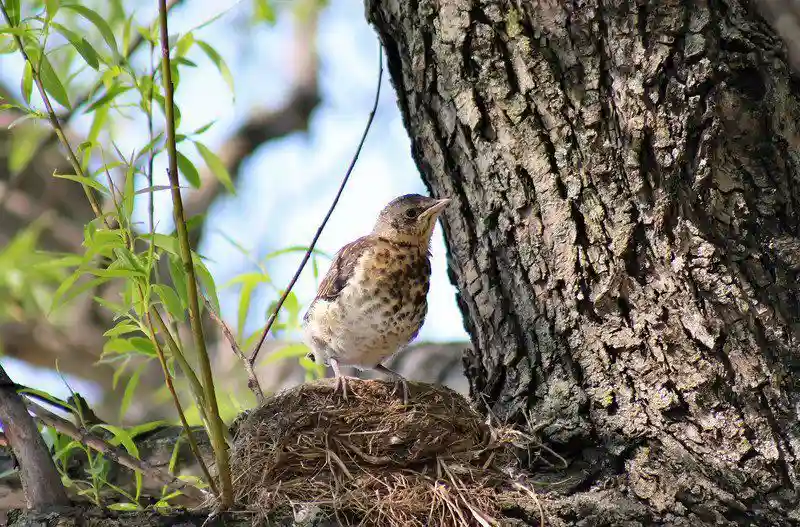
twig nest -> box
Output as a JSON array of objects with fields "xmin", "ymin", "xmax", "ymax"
[{"xmin": 229, "ymin": 379, "xmax": 531, "ymax": 526}]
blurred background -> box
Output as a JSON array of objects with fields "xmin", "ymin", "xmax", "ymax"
[{"xmin": 0, "ymin": 0, "xmax": 470, "ymax": 424}]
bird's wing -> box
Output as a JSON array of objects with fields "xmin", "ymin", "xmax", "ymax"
[{"xmin": 306, "ymin": 236, "xmax": 375, "ymax": 313}]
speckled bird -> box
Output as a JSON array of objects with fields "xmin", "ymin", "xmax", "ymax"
[{"xmin": 302, "ymin": 194, "xmax": 451, "ymax": 403}]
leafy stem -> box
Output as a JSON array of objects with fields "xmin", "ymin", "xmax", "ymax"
[{"xmin": 157, "ymin": 0, "xmax": 233, "ymax": 507}]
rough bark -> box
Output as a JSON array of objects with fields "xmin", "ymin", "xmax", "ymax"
[
  {"xmin": 0, "ymin": 367, "xmax": 69, "ymax": 509},
  {"xmin": 367, "ymin": 0, "xmax": 800, "ymax": 524}
]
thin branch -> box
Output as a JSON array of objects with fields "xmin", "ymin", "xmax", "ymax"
[
  {"xmin": 24, "ymin": 398, "xmax": 209, "ymax": 503},
  {"xmin": 157, "ymin": 0, "xmax": 232, "ymax": 507},
  {"xmin": 0, "ymin": 365, "xmax": 69, "ymax": 508},
  {"xmin": 249, "ymin": 44, "xmax": 384, "ymax": 366},
  {"xmin": 202, "ymin": 295, "xmax": 265, "ymax": 405}
]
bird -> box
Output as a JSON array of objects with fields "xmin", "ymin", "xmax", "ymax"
[{"xmin": 302, "ymin": 193, "xmax": 451, "ymax": 404}]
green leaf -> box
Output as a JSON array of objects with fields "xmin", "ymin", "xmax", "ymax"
[
  {"xmin": 104, "ymin": 322, "xmax": 140, "ymax": 338},
  {"xmin": 21, "ymin": 61, "xmax": 32, "ymax": 104},
  {"xmin": 6, "ymin": 0, "xmax": 20, "ymax": 26},
  {"xmin": 51, "ymin": 275, "xmax": 109, "ymax": 312},
  {"xmin": 153, "ymin": 284, "xmax": 185, "ymax": 322},
  {"xmin": 144, "ymin": 233, "xmax": 180, "ymax": 256},
  {"xmin": 86, "ymin": 84, "xmax": 131, "ymax": 113},
  {"xmin": 127, "ymin": 420, "xmax": 168, "ymax": 439},
  {"xmin": 52, "ymin": 23, "xmax": 99, "ymax": 70},
  {"xmin": 53, "ymin": 173, "xmax": 109, "ymax": 195},
  {"xmin": 108, "ymin": 503, "xmax": 141, "ymax": 511},
  {"xmin": 194, "ymin": 141, "xmax": 234, "ymax": 194},
  {"xmin": 283, "ymin": 291, "xmax": 301, "ymax": 330},
  {"xmin": 195, "ymin": 39, "xmax": 234, "ymax": 98},
  {"xmin": 61, "ymin": 4, "xmax": 118, "ymax": 55},
  {"xmin": 262, "ymin": 343, "xmax": 308, "ymax": 364},
  {"xmin": 193, "ymin": 256, "xmax": 219, "ymax": 314},
  {"xmin": 45, "ymin": 0, "xmax": 61, "ymax": 20},
  {"xmin": 37, "ymin": 53, "xmax": 71, "ymax": 109},
  {"xmin": 118, "ymin": 361, "xmax": 145, "ymax": 422},
  {"xmin": 168, "ymin": 254, "xmax": 188, "ymax": 309},
  {"xmin": 92, "ymin": 423, "xmax": 141, "ymax": 500},
  {"xmin": 176, "ymin": 151, "xmax": 200, "ymax": 188},
  {"xmin": 253, "ymin": 0, "xmax": 276, "ymax": 24},
  {"xmin": 129, "ymin": 337, "xmax": 156, "ymax": 356},
  {"xmin": 229, "ymin": 272, "xmax": 268, "ymax": 339},
  {"xmin": 112, "ymin": 356, "xmax": 130, "ymax": 389}
]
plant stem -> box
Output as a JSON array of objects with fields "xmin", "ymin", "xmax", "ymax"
[
  {"xmin": 156, "ymin": 0, "xmax": 232, "ymax": 506},
  {"xmin": 145, "ymin": 312, "xmax": 218, "ymax": 495}
]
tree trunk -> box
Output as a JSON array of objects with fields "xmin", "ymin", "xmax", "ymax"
[{"xmin": 366, "ymin": 0, "xmax": 800, "ymax": 524}]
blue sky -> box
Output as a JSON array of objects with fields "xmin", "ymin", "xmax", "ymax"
[{"xmin": 1, "ymin": 0, "xmax": 469, "ymax": 402}]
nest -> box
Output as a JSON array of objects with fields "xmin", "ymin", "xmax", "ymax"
[{"xmin": 229, "ymin": 379, "xmax": 537, "ymax": 526}]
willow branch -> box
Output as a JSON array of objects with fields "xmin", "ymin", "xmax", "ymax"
[
  {"xmin": 157, "ymin": 0, "xmax": 232, "ymax": 507},
  {"xmin": 0, "ymin": 365, "xmax": 69, "ymax": 508}
]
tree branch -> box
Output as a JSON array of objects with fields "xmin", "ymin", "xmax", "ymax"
[
  {"xmin": 24, "ymin": 399, "xmax": 209, "ymax": 503},
  {"xmin": 0, "ymin": 365, "xmax": 69, "ymax": 508}
]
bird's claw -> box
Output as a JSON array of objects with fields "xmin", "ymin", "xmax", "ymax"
[
  {"xmin": 333, "ymin": 375, "xmax": 358, "ymax": 401},
  {"xmin": 391, "ymin": 378, "xmax": 410, "ymax": 405}
]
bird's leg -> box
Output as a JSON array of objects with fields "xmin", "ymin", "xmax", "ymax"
[
  {"xmin": 330, "ymin": 358, "xmax": 351, "ymax": 401},
  {"xmin": 374, "ymin": 364, "xmax": 410, "ymax": 404}
]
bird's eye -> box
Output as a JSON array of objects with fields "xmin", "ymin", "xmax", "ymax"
[{"xmin": 405, "ymin": 208, "xmax": 418, "ymax": 219}]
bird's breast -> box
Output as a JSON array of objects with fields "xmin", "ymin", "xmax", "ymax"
[{"xmin": 304, "ymin": 244, "xmax": 431, "ymax": 367}]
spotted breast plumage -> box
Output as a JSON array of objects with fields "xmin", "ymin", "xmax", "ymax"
[{"xmin": 302, "ymin": 194, "xmax": 451, "ymax": 403}]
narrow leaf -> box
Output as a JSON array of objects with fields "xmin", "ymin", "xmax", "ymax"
[
  {"xmin": 195, "ymin": 40, "xmax": 234, "ymax": 97},
  {"xmin": 21, "ymin": 61, "xmax": 32, "ymax": 104},
  {"xmin": 38, "ymin": 54, "xmax": 71, "ymax": 109},
  {"xmin": 176, "ymin": 151, "xmax": 200, "ymax": 188},
  {"xmin": 118, "ymin": 362, "xmax": 145, "ymax": 422},
  {"xmin": 194, "ymin": 141, "xmax": 234, "ymax": 193},
  {"xmin": 53, "ymin": 173, "xmax": 109, "ymax": 194},
  {"xmin": 153, "ymin": 284, "xmax": 185, "ymax": 322},
  {"xmin": 61, "ymin": 4, "xmax": 118, "ymax": 55}
]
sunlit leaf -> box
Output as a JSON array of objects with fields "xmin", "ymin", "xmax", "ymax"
[
  {"xmin": 153, "ymin": 284, "xmax": 185, "ymax": 322},
  {"xmin": 168, "ymin": 254, "xmax": 188, "ymax": 309},
  {"xmin": 194, "ymin": 141, "xmax": 234, "ymax": 194},
  {"xmin": 61, "ymin": 4, "xmax": 118, "ymax": 55},
  {"xmin": 52, "ymin": 22, "xmax": 99, "ymax": 70},
  {"xmin": 253, "ymin": 0, "xmax": 276, "ymax": 24},
  {"xmin": 104, "ymin": 322, "xmax": 140, "ymax": 338},
  {"xmin": 108, "ymin": 503, "xmax": 140, "ymax": 511},
  {"xmin": 92, "ymin": 423, "xmax": 141, "ymax": 499},
  {"xmin": 177, "ymin": 151, "xmax": 200, "ymax": 188},
  {"xmin": 175, "ymin": 31, "xmax": 193, "ymax": 58},
  {"xmin": 53, "ymin": 173, "xmax": 109, "ymax": 195},
  {"xmin": 20, "ymin": 60, "xmax": 32, "ymax": 104},
  {"xmin": 52, "ymin": 276, "xmax": 109, "ymax": 312},
  {"xmin": 262, "ymin": 343, "xmax": 308, "ymax": 364},
  {"xmin": 37, "ymin": 53, "xmax": 71, "ymax": 109},
  {"xmin": 6, "ymin": 0, "xmax": 20, "ymax": 26},
  {"xmin": 45, "ymin": 0, "xmax": 61, "ymax": 19},
  {"xmin": 193, "ymin": 256, "xmax": 219, "ymax": 314},
  {"xmin": 195, "ymin": 39, "xmax": 234, "ymax": 98},
  {"xmin": 86, "ymin": 84, "xmax": 132, "ymax": 113},
  {"xmin": 118, "ymin": 361, "xmax": 145, "ymax": 422},
  {"xmin": 144, "ymin": 233, "xmax": 180, "ymax": 256},
  {"xmin": 226, "ymin": 272, "xmax": 269, "ymax": 339}
]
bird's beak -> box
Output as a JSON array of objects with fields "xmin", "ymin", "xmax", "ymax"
[{"xmin": 418, "ymin": 198, "xmax": 451, "ymax": 221}]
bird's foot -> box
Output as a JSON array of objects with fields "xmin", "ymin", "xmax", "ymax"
[
  {"xmin": 391, "ymin": 378, "xmax": 410, "ymax": 405},
  {"xmin": 332, "ymin": 375, "xmax": 359, "ymax": 401},
  {"xmin": 373, "ymin": 364, "xmax": 410, "ymax": 404}
]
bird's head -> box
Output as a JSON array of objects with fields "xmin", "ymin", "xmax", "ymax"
[{"xmin": 372, "ymin": 194, "xmax": 451, "ymax": 245}]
